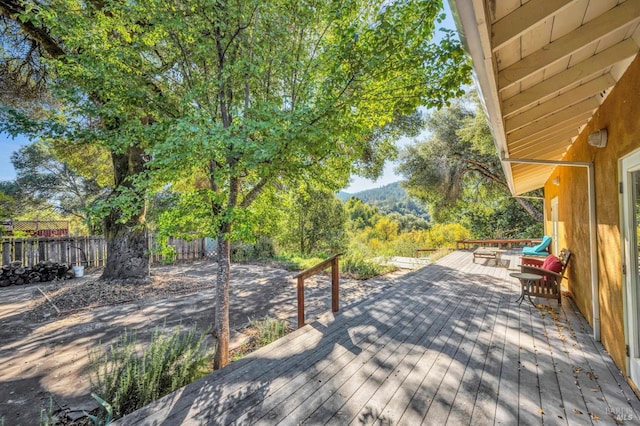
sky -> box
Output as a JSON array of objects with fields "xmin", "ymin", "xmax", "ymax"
[
  {"xmin": 0, "ymin": 3, "xmax": 458, "ymax": 194},
  {"xmin": 0, "ymin": 133, "xmax": 28, "ymax": 181}
]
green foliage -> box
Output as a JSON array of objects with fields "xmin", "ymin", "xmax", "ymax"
[
  {"xmin": 2, "ymin": 0, "xmax": 470, "ymax": 366},
  {"xmin": 84, "ymin": 393, "xmax": 113, "ymax": 426},
  {"xmin": 249, "ymin": 317, "xmax": 289, "ymax": 347},
  {"xmin": 277, "ymin": 187, "xmax": 347, "ymax": 256},
  {"xmin": 39, "ymin": 397, "xmax": 58, "ymax": 426},
  {"xmin": 398, "ymin": 91, "xmax": 543, "ymax": 236},
  {"xmin": 344, "ymin": 197, "xmax": 381, "ymax": 230},
  {"xmin": 150, "ymin": 235, "xmax": 177, "ymax": 265},
  {"xmin": 349, "ymin": 220, "xmax": 471, "ymax": 258},
  {"xmin": 274, "ymin": 254, "xmax": 328, "ymax": 271},
  {"xmin": 232, "ymin": 316, "xmax": 290, "ymax": 361},
  {"xmin": 89, "ymin": 326, "xmax": 212, "ymax": 420},
  {"xmin": 464, "ymin": 195, "xmax": 544, "ymax": 238},
  {"xmin": 341, "ymin": 252, "xmax": 393, "ymax": 280},
  {"xmin": 231, "ymin": 237, "xmax": 276, "ymax": 262},
  {"xmin": 0, "ymin": 184, "xmax": 17, "ymax": 221},
  {"xmin": 340, "ymin": 182, "xmax": 430, "ymax": 221}
]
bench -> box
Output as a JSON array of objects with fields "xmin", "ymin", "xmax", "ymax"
[
  {"xmin": 473, "ymin": 248, "xmax": 498, "ymax": 265},
  {"xmin": 520, "ymin": 248, "xmax": 571, "ymax": 304}
]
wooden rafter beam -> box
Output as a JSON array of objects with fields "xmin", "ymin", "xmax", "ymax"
[
  {"xmin": 502, "ymin": 38, "xmax": 639, "ymax": 116},
  {"xmin": 504, "ymin": 74, "xmax": 615, "ymax": 133},
  {"xmin": 499, "ymin": 0, "xmax": 640, "ymax": 91},
  {"xmin": 512, "ymin": 163, "xmax": 558, "ymax": 177},
  {"xmin": 507, "ymin": 113, "xmax": 591, "ymax": 146},
  {"xmin": 491, "ymin": 0, "xmax": 575, "ymax": 51},
  {"xmin": 510, "ymin": 140, "xmax": 571, "ymax": 159},
  {"xmin": 509, "ymin": 126, "xmax": 578, "ymax": 157},
  {"xmin": 506, "ymin": 96, "xmax": 600, "ymax": 138},
  {"xmin": 507, "ymin": 105, "xmax": 596, "ymax": 144},
  {"xmin": 509, "ymin": 126, "xmax": 577, "ymax": 152}
]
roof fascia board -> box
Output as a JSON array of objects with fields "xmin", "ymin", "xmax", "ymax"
[{"xmin": 449, "ymin": 0, "xmax": 516, "ymax": 194}]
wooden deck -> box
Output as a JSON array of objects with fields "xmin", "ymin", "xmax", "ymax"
[{"xmin": 118, "ymin": 251, "xmax": 640, "ymax": 425}]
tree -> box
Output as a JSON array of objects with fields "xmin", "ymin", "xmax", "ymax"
[
  {"xmin": 142, "ymin": 0, "xmax": 470, "ymax": 368},
  {"xmin": 10, "ymin": 140, "xmax": 111, "ymax": 227},
  {"xmin": 344, "ymin": 197, "xmax": 381, "ymax": 230},
  {"xmin": 3, "ymin": 0, "xmax": 470, "ymax": 368},
  {"xmin": 0, "ymin": 181, "xmax": 18, "ymax": 220},
  {"xmin": 278, "ymin": 187, "xmax": 347, "ymax": 256},
  {"xmin": 398, "ymin": 92, "xmax": 543, "ymax": 236},
  {"xmin": 0, "ymin": 0, "xmax": 163, "ymax": 280},
  {"xmin": 371, "ymin": 216, "xmax": 399, "ymax": 242}
]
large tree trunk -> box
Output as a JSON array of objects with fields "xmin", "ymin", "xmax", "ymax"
[
  {"xmin": 101, "ymin": 147, "xmax": 149, "ymax": 281},
  {"xmin": 102, "ymin": 218, "xmax": 149, "ymax": 281}
]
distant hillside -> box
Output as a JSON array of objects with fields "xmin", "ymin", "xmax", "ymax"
[{"xmin": 339, "ymin": 182, "xmax": 429, "ymax": 219}]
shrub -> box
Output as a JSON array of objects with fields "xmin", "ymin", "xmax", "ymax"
[
  {"xmin": 232, "ymin": 317, "xmax": 290, "ymax": 360},
  {"xmin": 272, "ymin": 254, "xmax": 326, "ymax": 271},
  {"xmin": 341, "ymin": 253, "xmax": 393, "ymax": 280},
  {"xmin": 231, "ymin": 237, "xmax": 276, "ymax": 262},
  {"xmin": 252, "ymin": 236, "xmax": 276, "ymax": 259},
  {"xmin": 89, "ymin": 326, "xmax": 212, "ymax": 420},
  {"xmin": 250, "ymin": 316, "xmax": 289, "ymax": 347}
]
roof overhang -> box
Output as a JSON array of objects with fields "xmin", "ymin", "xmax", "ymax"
[{"xmin": 450, "ymin": 0, "xmax": 640, "ymax": 195}]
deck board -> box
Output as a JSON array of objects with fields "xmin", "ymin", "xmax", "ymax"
[{"xmin": 117, "ymin": 251, "xmax": 640, "ymax": 426}]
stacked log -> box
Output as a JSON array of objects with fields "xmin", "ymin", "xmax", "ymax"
[{"xmin": 0, "ymin": 261, "xmax": 74, "ymax": 287}]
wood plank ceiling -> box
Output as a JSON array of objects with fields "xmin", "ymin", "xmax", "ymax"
[{"xmin": 451, "ymin": 0, "xmax": 640, "ymax": 194}]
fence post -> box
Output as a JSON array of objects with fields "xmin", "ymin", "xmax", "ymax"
[
  {"xmin": 297, "ymin": 276, "xmax": 305, "ymax": 328},
  {"xmin": 331, "ymin": 257, "xmax": 339, "ymax": 313},
  {"xmin": 2, "ymin": 240, "xmax": 10, "ymax": 265}
]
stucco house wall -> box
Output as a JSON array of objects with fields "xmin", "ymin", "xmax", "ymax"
[{"xmin": 544, "ymin": 54, "xmax": 640, "ymax": 374}]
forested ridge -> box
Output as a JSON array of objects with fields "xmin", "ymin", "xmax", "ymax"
[{"xmin": 338, "ymin": 182, "xmax": 429, "ymax": 220}]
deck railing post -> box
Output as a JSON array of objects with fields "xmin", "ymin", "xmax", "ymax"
[
  {"xmin": 331, "ymin": 257, "xmax": 339, "ymax": 313},
  {"xmin": 297, "ymin": 276, "xmax": 305, "ymax": 328},
  {"xmin": 294, "ymin": 253, "xmax": 342, "ymax": 329}
]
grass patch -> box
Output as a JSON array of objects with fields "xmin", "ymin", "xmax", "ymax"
[
  {"xmin": 89, "ymin": 325, "xmax": 212, "ymax": 421},
  {"xmin": 231, "ymin": 317, "xmax": 291, "ymax": 361}
]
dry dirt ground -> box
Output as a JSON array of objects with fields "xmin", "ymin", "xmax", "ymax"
[{"xmin": 0, "ymin": 260, "xmax": 414, "ymax": 425}]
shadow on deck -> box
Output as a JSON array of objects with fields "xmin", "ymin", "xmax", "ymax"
[{"xmin": 117, "ymin": 251, "xmax": 640, "ymax": 425}]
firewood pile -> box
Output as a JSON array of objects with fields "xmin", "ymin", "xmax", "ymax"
[{"xmin": 0, "ymin": 261, "xmax": 74, "ymax": 287}]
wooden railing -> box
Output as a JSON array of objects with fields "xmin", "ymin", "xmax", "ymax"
[
  {"xmin": 456, "ymin": 238, "xmax": 542, "ymax": 250},
  {"xmin": 293, "ymin": 253, "xmax": 342, "ymax": 329},
  {"xmin": 414, "ymin": 248, "xmax": 436, "ymax": 258},
  {"xmin": 1, "ymin": 235, "xmax": 207, "ymax": 267}
]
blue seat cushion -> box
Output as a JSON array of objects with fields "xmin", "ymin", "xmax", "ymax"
[{"xmin": 522, "ymin": 235, "xmax": 552, "ymax": 255}]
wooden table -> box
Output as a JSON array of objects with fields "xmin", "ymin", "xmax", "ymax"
[
  {"xmin": 510, "ymin": 272, "xmax": 543, "ymax": 305},
  {"xmin": 473, "ymin": 248, "xmax": 507, "ymax": 266},
  {"xmin": 493, "ymin": 249, "xmax": 507, "ymax": 267}
]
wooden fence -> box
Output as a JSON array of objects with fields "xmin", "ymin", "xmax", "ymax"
[{"xmin": 1, "ymin": 235, "xmax": 208, "ymax": 268}]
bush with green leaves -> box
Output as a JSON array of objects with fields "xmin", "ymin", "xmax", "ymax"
[
  {"xmin": 232, "ymin": 316, "xmax": 290, "ymax": 361},
  {"xmin": 341, "ymin": 253, "xmax": 393, "ymax": 280},
  {"xmin": 250, "ymin": 316, "xmax": 289, "ymax": 347},
  {"xmin": 231, "ymin": 236, "xmax": 277, "ymax": 262},
  {"xmin": 89, "ymin": 326, "xmax": 212, "ymax": 420}
]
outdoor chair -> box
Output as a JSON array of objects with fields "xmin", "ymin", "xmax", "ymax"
[
  {"xmin": 520, "ymin": 248, "xmax": 571, "ymax": 304},
  {"xmin": 522, "ymin": 235, "xmax": 552, "ymax": 256}
]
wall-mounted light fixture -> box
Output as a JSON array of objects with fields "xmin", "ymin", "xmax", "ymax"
[
  {"xmin": 552, "ymin": 177, "xmax": 560, "ymax": 186},
  {"xmin": 588, "ymin": 128, "xmax": 608, "ymax": 148}
]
